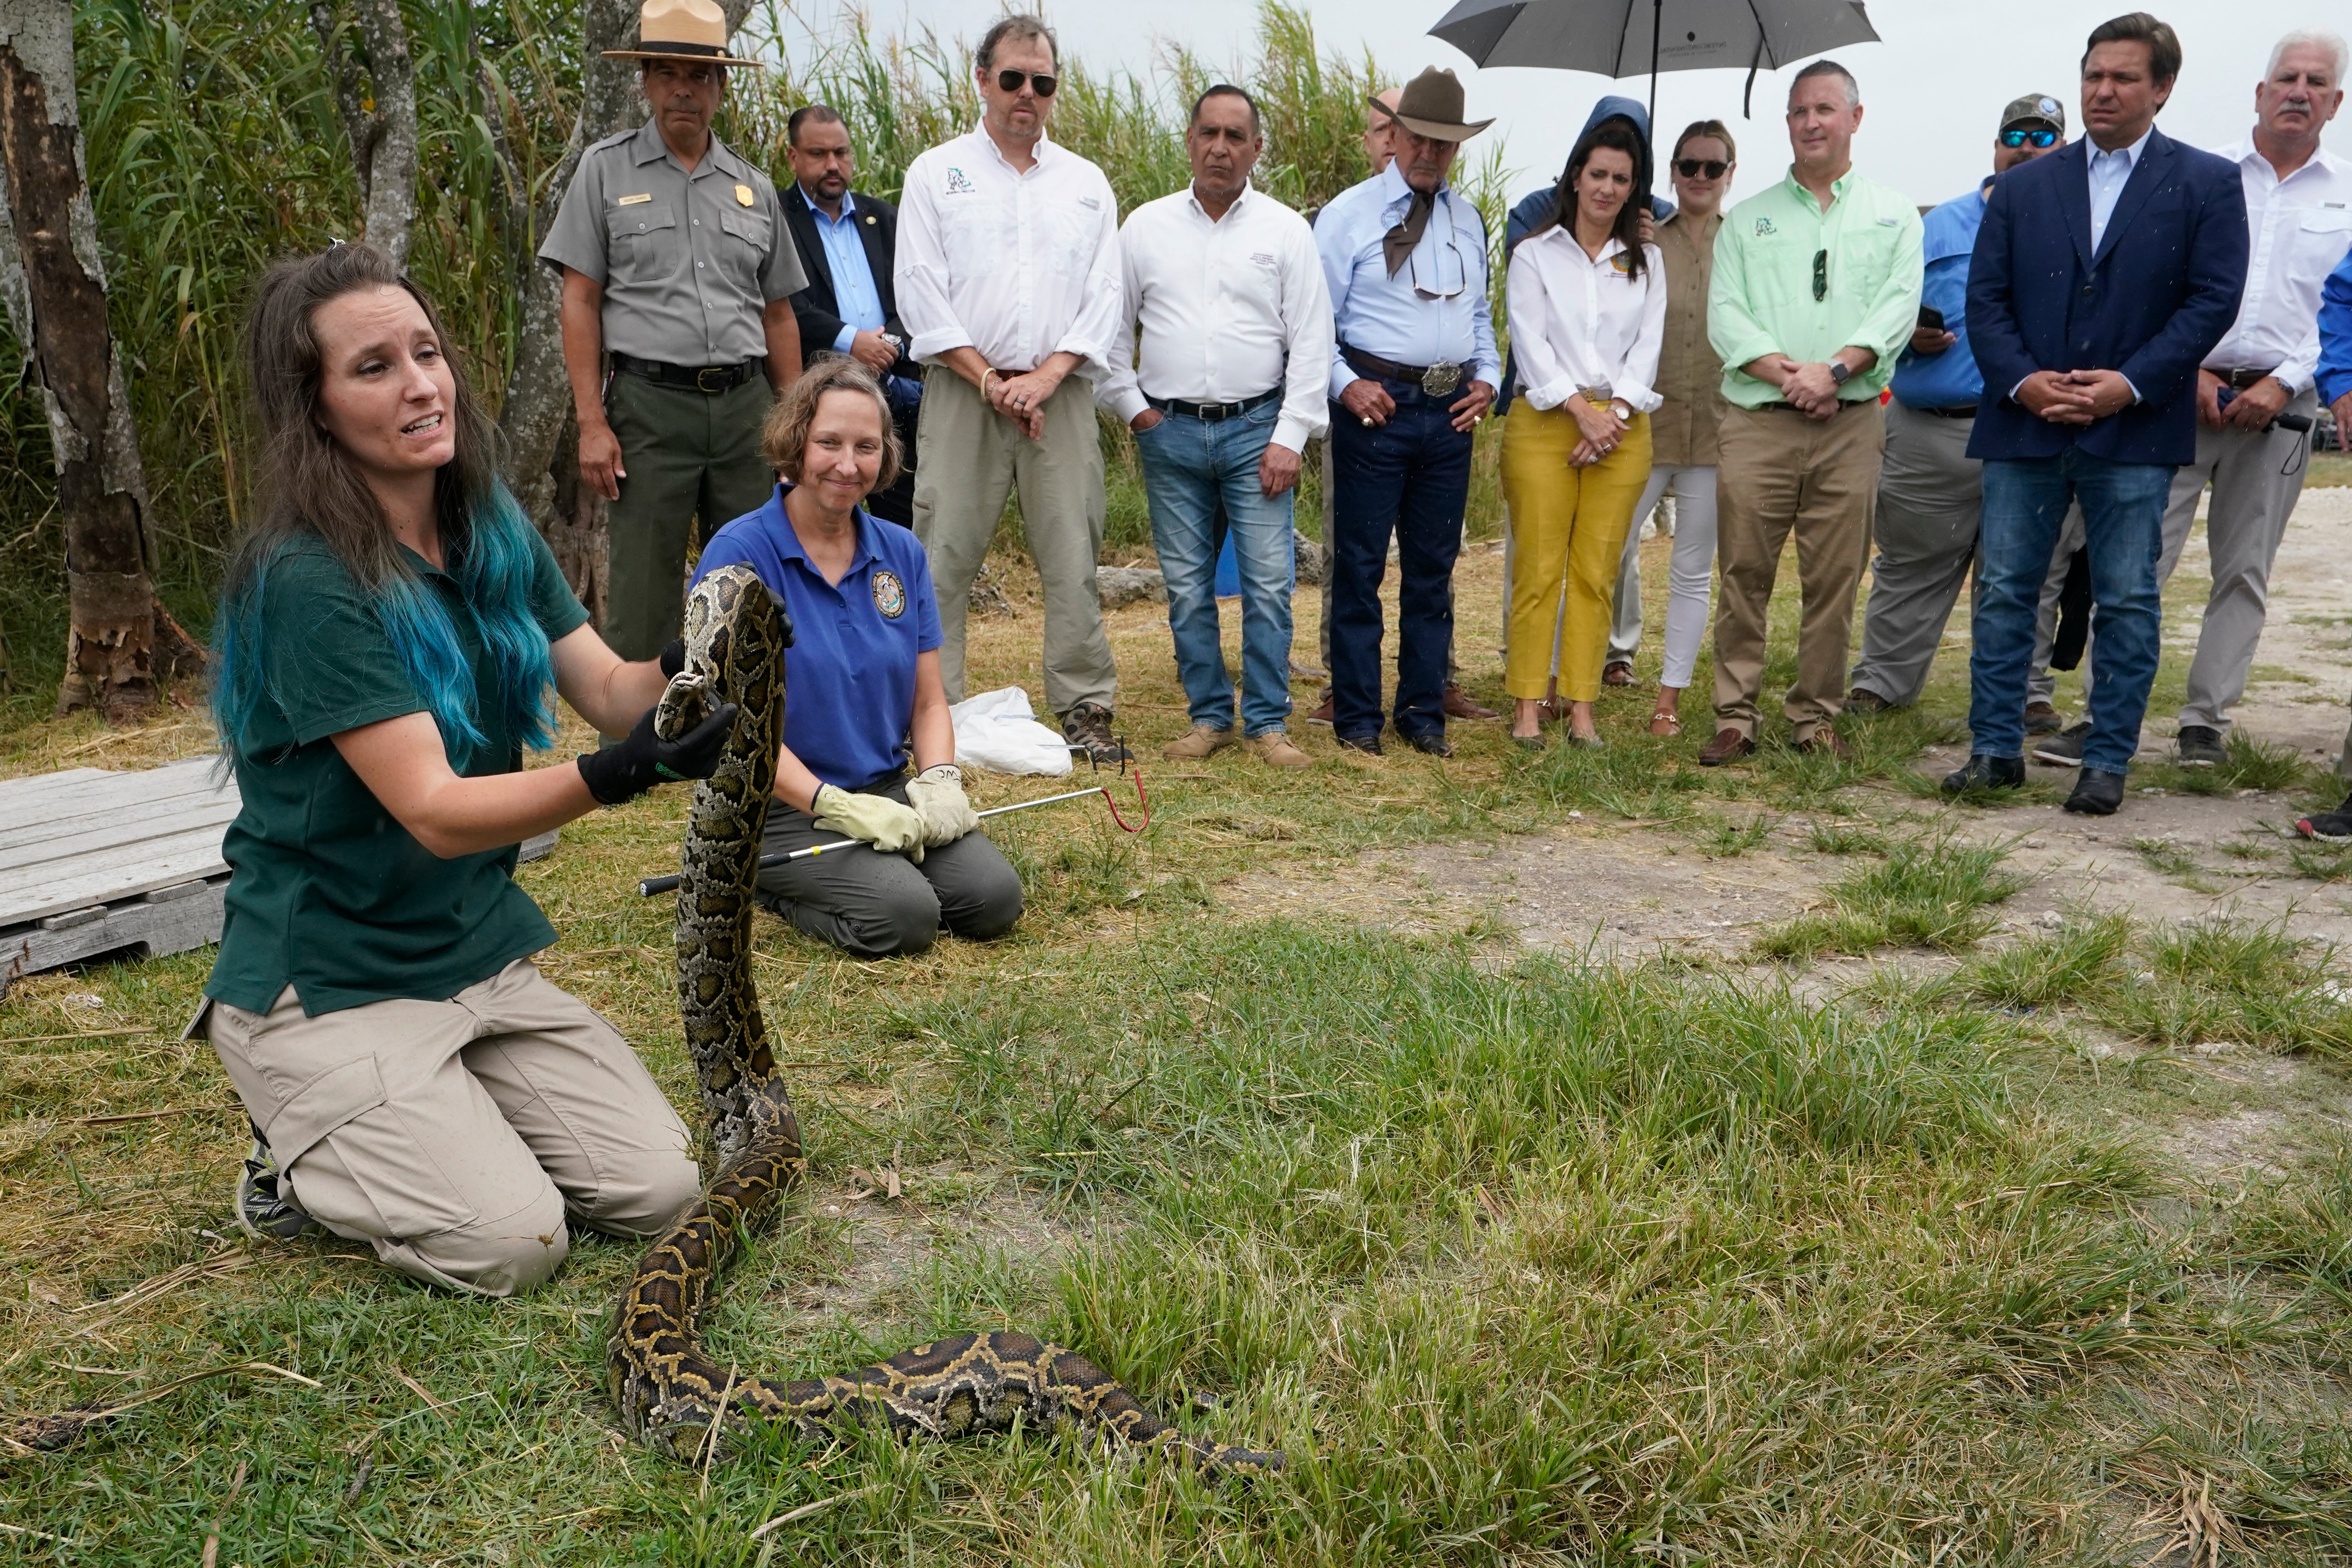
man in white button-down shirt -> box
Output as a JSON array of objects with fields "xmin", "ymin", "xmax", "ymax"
[
  {"xmin": 894, "ymin": 15, "xmax": 1128, "ymax": 763},
  {"xmin": 1100, "ymin": 86, "xmax": 1333, "ymax": 768}
]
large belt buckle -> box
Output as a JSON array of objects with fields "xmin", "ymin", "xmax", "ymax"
[
  {"xmin": 1421, "ymin": 361, "xmax": 1464, "ymax": 399},
  {"xmin": 695, "ymin": 365, "xmax": 730, "ymax": 394}
]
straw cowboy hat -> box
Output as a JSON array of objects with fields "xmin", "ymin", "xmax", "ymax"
[
  {"xmin": 1369, "ymin": 67, "xmax": 1493, "ymax": 143},
  {"xmin": 602, "ymin": 0, "xmax": 765, "ymax": 67}
]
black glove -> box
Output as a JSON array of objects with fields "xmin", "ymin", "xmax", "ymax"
[
  {"xmin": 577, "ymin": 701, "xmax": 739, "ymax": 806},
  {"xmin": 658, "ymin": 638, "xmax": 687, "ymax": 679}
]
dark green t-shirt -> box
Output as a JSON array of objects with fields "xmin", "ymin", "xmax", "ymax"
[{"xmin": 204, "ymin": 530, "xmax": 590, "ymax": 1017}]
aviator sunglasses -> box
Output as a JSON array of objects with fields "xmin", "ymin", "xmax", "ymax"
[
  {"xmin": 2000, "ymin": 127, "xmax": 2059, "ymax": 148},
  {"xmin": 1673, "ymin": 157, "xmax": 1729, "ymax": 178},
  {"xmin": 995, "ymin": 68, "xmax": 1058, "ymax": 97}
]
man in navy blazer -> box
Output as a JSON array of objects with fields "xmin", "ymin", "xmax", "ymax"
[{"xmin": 1944, "ymin": 11, "xmax": 2247, "ymax": 816}]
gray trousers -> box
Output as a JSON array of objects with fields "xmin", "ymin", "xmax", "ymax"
[
  {"xmin": 1848, "ymin": 402, "xmax": 1981, "ymax": 708},
  {"xmin": 2032, "ymin": 388, "xmax": 2317, "ymax": 731},
  {"xmin": 756, "ymin": 779, "xmax": 1023, "ymax": 959},
  {"xmin": 914, "ymin": 366, "xmax": 1117, "ymax": 715}
]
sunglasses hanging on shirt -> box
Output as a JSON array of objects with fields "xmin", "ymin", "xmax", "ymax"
[
  {"xmin": 1674, "ymin": 159, "xmax": 1728, "ymax": 178},
  {"xmin": 2000, "ymin": 128, "xmax": 2059, "ymax": 149},
  {"xmin": 996, "ymin": 69, "xmax": 1058, "ymax": 97},
  {"xmin": 1812, "ymin": 249, "xmax": 1828, "ymax": 303}
]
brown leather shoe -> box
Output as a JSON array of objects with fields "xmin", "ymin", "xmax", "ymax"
[
  {"xmin": 1442, "ymin": 684, "xmax": 1498, "ymax": 721},
  {"xmin": 1602, "ymin": 660, "xmax": 1636, "ymax": 687},
  {"xmin": 1797, "ymin": 728, "xmax": 1852, "ymax": 760},
  {"xmin": 1698, "ymin": 727, "xmax": 1756, "ymax": 766},
  {"xmin": 1305, "ymin": 696, "xmax": 1335, "ymax": 726}
]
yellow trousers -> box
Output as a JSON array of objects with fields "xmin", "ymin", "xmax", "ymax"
[{"xmin": 1501, "ymin": 403, "xmax": 1653, "ymax": 702}]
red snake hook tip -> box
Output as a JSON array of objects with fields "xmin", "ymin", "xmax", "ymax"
[{"xmin": 1101, "ymin": 763, "xmax": 1147, "ymax": 832}]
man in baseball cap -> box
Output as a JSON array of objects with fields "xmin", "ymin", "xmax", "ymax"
[{"xmin": 1847, "ymin": 92, "xmax": 2066, "ymax": 718}]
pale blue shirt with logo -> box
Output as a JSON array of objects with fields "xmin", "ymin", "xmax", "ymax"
[{"xmin": 1314, "ymin": 162, "xmax": 1501, "ymax": 400}]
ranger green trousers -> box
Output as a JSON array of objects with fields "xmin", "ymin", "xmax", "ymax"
[{"xmin": 603, "ymin": 368, "xmax": 776, "ymax": 662}]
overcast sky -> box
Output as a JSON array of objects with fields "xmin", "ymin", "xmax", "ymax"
[{"xmin": 771, "ymin": 0, "xmax": 2340, "ymax": 207}]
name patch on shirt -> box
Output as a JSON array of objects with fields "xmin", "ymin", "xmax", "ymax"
[
  {"xmin": 872, "ymin": 570, "xmax": 907, "ymax": 619},
  {"xmin": 1251, "ymin": 250, "xmax": 1278, "ymax": 268},
  {"xmin": 617, "ymin": 192, "xmax": 653, "ymax": 206},
  {"xmin": 1080, "ymin": 195, "xmax": 1100, "ymax": 210},
  {"xmin": 944, "ymin": 166, "xmax": 975, "ymax": 195},
  {"xmin": 1876, "ymin": 216, "xmax": 1898, "ymax": 227}
]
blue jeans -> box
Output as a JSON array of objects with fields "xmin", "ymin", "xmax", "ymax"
[
  {"xmin": 1135, "ymin": 400, "xmax": 1297, "ymax": 736},
  {"xmin": 1968, "ymin": 449, "xmax": 2174, "ymax": 773},
  {"xmin": 1329, "ymin": 383, "xmax": 1473, "ymax": 742}
]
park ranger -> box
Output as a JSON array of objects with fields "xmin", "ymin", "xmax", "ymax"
[{"xmin": 539, "ymin": 0, "xmax": 806, "ymax": 664}]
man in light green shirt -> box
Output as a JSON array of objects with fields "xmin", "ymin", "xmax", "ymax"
[{"xmin": 1698, "ymin": 59, "xmax": 1924, "ymax": 764}]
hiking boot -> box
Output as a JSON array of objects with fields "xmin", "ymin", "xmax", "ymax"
[
  {"xmin": 2031, "ymin": 720, "xmax": 2091, "ymax": 767},
  {"xmin": 236, "ymin": 1125, "xmax": 320, "ymax": 1241},
  {"xmin": 1245, "ymin": 730, "xmax": 1311, "ymax": 768},
  {"xmin": 1061, "ymin": 702, "xmax": 1131, "ymax": 765},
  {"xmin": 1845, "ymin": 686, "xmax": 1892, "ymax": 715},
  {"xmin": 1942, "ymin": 754, "xmax": 2025, "ymax": 793},
  {"xmin": 2297, "ymin": 792, "xmax": 2352, "ymax": 842},
  {"xmin": 1698, "ymin": 727, "xmax": 1756, "ymax": 766},
  {"xmin": 1442, "ymin": 685, "xmax": 1498, "ymax": 720},
  {"xmin": 2175, "ymin": 724, "xmax": 2228, "ymax": 768},
  {"xmin": 1162, "ymin": 724, "xmax": 1236, "ymax": 761},
  {"xmin": 2023, "ymin": 701, "xmax": 2063, "ymax": 736},
  {"xmin": 2064, "ymin": 768, "xmax": 2126, "ymax": 816},
  {"xmin": 1335, "ymin": 731, "xmax": 1384, "ymax": 756},
  {"xmin": 1305, "ymin": 696, "xmax": 1335, "ymax": 726}
]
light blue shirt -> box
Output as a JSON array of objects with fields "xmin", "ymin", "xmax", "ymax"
[
  {"xmin": 800, "ymin": 185, "xmax": 885, "ymax": 354},
  {"xmin": 2087, "ymin": 127, "xmax": 2152, "ymax": 253},
  {"xmin": 1314, "ymin": 162, "xmax": 1500, "ymax": 400}
]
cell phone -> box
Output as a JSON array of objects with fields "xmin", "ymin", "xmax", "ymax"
[{"xmin": 1917, "ymin": 306, "xmax": 1947, "ymax": 332}]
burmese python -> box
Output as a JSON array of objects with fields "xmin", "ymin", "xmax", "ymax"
[{"xmin": 608, "ymin": 565, "xmax": 1282, "ymax": 1473}]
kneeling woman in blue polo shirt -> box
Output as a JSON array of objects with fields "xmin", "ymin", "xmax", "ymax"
[{"xmin": 694, "ymin": 360, "xmax": 1023, "ymax": 957}]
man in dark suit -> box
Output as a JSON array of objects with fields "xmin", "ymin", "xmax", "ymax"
[
  {"xmin": 1944, "ymin": 12, "xmax": 2247, "ymax": 816},
  {"xmin": 781, "ymin": 103, "xmax": 922, "ymax": 522}
]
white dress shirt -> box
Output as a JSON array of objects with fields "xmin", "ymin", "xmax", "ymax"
[
  {"xmin": 893, "ymin": 122, "xmax": 1124, "ymax": 379},
  {"xmin": 1097, "ymin": 182, "xmax": 1334, "ymax": 453},
  {"xmin": 2203, "ymin": 136, "xmax": 2352, "ymax": 393},
  {"xmin": 1313, "ymin": 162, "xmax": 1502, "ymax": 400},
  {"xmin": 1504, "ymin": 227, "xmax": 1667, "ymax": 413},
  {"xmin": 2087, "ymin": 125, "xmax": 2154, "ymax": 252}
]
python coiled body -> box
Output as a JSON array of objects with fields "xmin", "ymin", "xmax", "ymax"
[{"xmin": 608, "ymin": 565, "xmax": 1282, "ymax": 1474}]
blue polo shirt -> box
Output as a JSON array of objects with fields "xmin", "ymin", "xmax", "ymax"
[
  {"xmin": 1890, "ymin": 182, "xmax": 1991, "ymax": 411},
  {"xmin": 692, "ymin": 486, "xmax": 941, "ymax": 790}
]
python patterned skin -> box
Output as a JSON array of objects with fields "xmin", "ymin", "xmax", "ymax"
[{"xmin": 607, "ymin": 565, "xmax": 1284, "ymax": 1473}]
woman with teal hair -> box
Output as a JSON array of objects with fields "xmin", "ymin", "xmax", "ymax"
[{"xmin": 195, "ymin": 243, "xmax": 732, "ymax": 1297}]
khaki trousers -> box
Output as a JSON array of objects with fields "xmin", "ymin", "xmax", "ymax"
[
  {"xmin": 912, "ymin": 366, "xmax": 1116, "ymax": 715},
  {"xmin": 203, "ymin": 960, "xmax": 699, "ymax": 1297},
  {"xmin": 1712, "ymin": 401, "xmax": 1886, "ymax": 740}
]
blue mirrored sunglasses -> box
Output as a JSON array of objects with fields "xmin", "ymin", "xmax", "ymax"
[{"xmin": 2000, "ymin": 127, "xmax": 2059, "ymax": 149}]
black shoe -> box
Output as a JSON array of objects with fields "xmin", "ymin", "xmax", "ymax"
[
  {"xmin": 2063, "ymin": 768, "xmax": 2126, "ymax": 816},
  {"xmin": 236, "ymin": 1124, "xmax": 320, "ymax": 1241},
  {"xmin": 1845, "ymin": 686, "xmax": 1892, "ymax": 715},
  {"xmin": 2297, "ymin": 792, "xmax": 2352, "ymax": 842},
  {"xmin": 1060, "ymin": 701, "xmax": 1131, "ymax": 766},
  {"xmin": 2031, "ymin": 720, "xmax": 2091, "ymax": 767},
  {"xmin": 1335, "ymin": 732, "xmax": 1384, "ymax": 756},
  {"xmin": 2175, "ymin": 724, "xmax": 2228, "ymax": 768},
  {"xmin": 1942, "ymin": 754, "xmax": 2025, "ymax": 794},
  {"xmin": 2023, "ymin": 701, "xmax": 2063, "ymax": 736},
  {"xmin": 1401, "ymin": 731, "xmax": 1454, "ymax": 758}
]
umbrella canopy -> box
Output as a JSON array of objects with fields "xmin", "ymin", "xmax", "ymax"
[{"xmin": 1430, "ymin": 0, "xmax": 1879, "ymax": 116}]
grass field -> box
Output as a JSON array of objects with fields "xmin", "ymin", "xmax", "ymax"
[{"xmin": 7, "ymin": 535, "xmax": 2352, "ymax": 1565}]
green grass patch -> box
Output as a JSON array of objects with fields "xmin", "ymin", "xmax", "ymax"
[{"xmin": 1757, "ymin": 829, "xmax": 2025, "ymax": 959}]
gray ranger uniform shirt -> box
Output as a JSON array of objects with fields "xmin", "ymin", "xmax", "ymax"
[{"xmin": 539, "ymin": 118, "xmax": 807, "ymax": 365}]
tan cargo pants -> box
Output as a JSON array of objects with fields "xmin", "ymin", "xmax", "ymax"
[{"xmin": 202, "ymin": 959, "xmax": 700, "ymax": 1297}]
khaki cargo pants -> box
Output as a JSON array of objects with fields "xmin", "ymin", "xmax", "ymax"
[{"xmin": 202, "ymin": 960, "xmax": 700, "ymax": 1297}]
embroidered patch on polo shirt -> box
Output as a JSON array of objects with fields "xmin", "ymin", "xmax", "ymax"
[
  {"xmin": 945, "ymin": 167, "xmax": 975, "ymax": 194},
  {"xmin": 1754, "ymin": 216, "xmax": 1776, "ymax": 236},
  {"xmin": 872, "ymin": 570, "xmax": 907, "ymax": 619}
]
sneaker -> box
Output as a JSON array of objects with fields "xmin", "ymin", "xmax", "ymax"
[
  {"xmin": 2031, "ymin": 720, "xmax": 2090, "ymax": 768},
  {"xmin": 1162, "ymin": 724, "xmax": 1236, "ymax": 761},
  {"xmin": 1305, "ymin": 696, "xmax": 1335, "ymax": 727},
  {"xmin": 2296, "ymin": 792, "xmax": 2352, "ymax": 842},
  {"xmin": 2176, "ymin": 724, "xmax": 2228, "ymax": 768},
  {"xmin": 236, "ymin": 1125, "xmax": 320, "ymax": 1241},
  {"xmin": 2023, "ymin": 701, "xmax": 2063, "ymax": 736},
  {"xmin": 1245, "ymin": 730, "xmax": 1312, "ymax": 768},
  {"xmin": 1061, "ymin": 701, "xmax": 1131, "ymax": 765}
]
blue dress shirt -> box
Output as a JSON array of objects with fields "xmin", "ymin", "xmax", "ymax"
[
  {"xmin": 802, "ymin": 186, "xmax": 885, "ymax": 355},
  {"xmin": 2088, "ymin": 128, "xmax": 2152, "ymax": 253},
  {"xmin": 1890, "ymin": 183, "xmax": 1990, "ymax": 411},
  {"xmin": 1314, "ymin": 162, "xmax": 1500, "ymax": 400},
  {"xmin": 2320, "ymin": 247, "xmax": 2352, "ymax": 407}
]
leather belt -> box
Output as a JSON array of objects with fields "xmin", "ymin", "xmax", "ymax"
[
  {"xmin": 1754, "ymin": 399, "xmax": 1863, "ymax": 415},
  {"xmin": 1149, "ymin": 388, "xmax": 1281, "ymax": 422},
  {"xmin": 1341, "ymin": 344, "xmax": 1466, "ymax": 399},
  {"xmin": 611, "ymin": 353, "xmax": 762, "ymax": 393},
  {"xmin": 2213, "ymin": 367, "xmax": 2278, "ymax": 391},
  {"xmin": 1916, "ymin": 404, "xmax": 1979, "ymax": 419}
]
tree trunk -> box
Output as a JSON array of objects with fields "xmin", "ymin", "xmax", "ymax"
[
  {"xmin": 0, "ymin": 0, "xmax": 199, "ymax": 721},
  {"xmin": 307, "ymin": 0, "xmax": 416, "ymax": 267}
]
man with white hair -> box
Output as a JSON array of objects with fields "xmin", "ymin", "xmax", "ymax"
[{"xmin": 2031, "ymin": 27, "xmax": 2348, "ymax": 769}]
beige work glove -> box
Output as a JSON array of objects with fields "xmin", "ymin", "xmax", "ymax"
[
  {"xmin": 811, "ymin": 784, "xmax": 925, "ymax": 861},
  {"xmin": 904, "ymin": 763, "xmax": 981, "ymax": 848}
]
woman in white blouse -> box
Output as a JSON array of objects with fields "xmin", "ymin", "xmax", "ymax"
[{"xmin": 1499, "ymin": 121, "xmax": 1667, "ymax": 749}]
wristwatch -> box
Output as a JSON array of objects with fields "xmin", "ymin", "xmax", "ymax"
[
  {"xmin": 1827, "ymin": 360, "xmax": 1852, "ymax": 387},
  {"xmin": 1608, "ymin": 399, "xmax": 1635, "ymax": 423}
]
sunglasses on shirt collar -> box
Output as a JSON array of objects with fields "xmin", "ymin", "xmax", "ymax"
[
  {"xmin": 2000, "ymin": 126, "xmax": 2059, "ymax": 148},
  {"xmin": 995, "ymin": 69, "xmax": 1058, "ymax": 97},
  {"xmin": 1674, "ymin": 158, "xmax": 1729, "ymax": 178}
]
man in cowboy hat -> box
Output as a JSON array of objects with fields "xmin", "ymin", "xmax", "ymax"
[
  {"xmin": 1314, "ymin": 66, "xmax": 1501, "ymax": 757},
  {"xmin": 539, "ymin": 0, "xmax": 805, "ymax": 668}
]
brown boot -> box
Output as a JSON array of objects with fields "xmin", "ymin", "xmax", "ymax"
[
  {"xmin": 1161, "ymin": 724, "xmax": 1237, "ymax": 761},
  {"xmin": 1245, "ymin": 730, "xmax": 1311, "ymax": 768},
  {"xmin": 1698, "ymin": 727, "xmax": 1756, "ymax": 766}
]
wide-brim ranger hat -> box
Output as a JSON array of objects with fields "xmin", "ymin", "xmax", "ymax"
[
  {"xmin": 602, "ymin": 0, "xmax": 765, "ymax": 67},
  {"xmin": 1371, "ymin": 66, "xmax": 1494, "ymax": 143}
]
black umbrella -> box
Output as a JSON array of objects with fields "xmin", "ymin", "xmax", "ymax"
[{"xmin": 1430, "ymin": 0, "xmax": 1880, "ymax": 119}]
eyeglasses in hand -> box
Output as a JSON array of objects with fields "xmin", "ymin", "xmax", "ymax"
[
  {"xmin": 1674, "ymin": 158, "xmax": 1728, "ymax": 178},
  {"xmin": 995, "ymin": 69, "xmax": 1058, "ymax": 97},
  {"xmin": 1813, "ymin": 249, "xmax": 1828, "ymax": 303},
  {"xmin": 1999, "ymin": 127, "xmax": 2058, "ymax": 149}
]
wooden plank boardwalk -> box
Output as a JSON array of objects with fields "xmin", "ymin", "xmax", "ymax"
[{"xmin": 1, "ymin": 758, "xmax": 556, "ymax": 990}]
